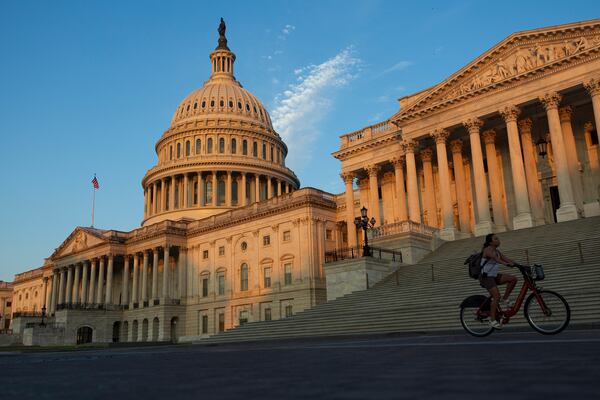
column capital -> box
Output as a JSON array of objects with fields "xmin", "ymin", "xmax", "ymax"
[
  {"xmin": 482, "ymin": 129, "xmax": 497, "ymax": 144},
  {"xmin": 430, "ymin": 128, "xmax": 450, "ymax": 144},
  {"xmin": 517, "ymin": 118, "xmax": 533, "ymax": 135},
  {"xmin": 401, "ymin": 139, "xmax": 417, "ymax": 153},
  {"xmin": 365, "ymin": 164, "xmax": 380, "ymax": 177},
  {"xmin": 449, "ymin": 139, "xmax": 463, "ymax": 154},
  {"xmin": 558, "ymin": 106, "xmax": 573, "ymax": 123},
  {"xmin": 539, "ymin": 92, "xmax": 562, "ymax": 111},
  {"xmin": 584, "ymin": 77, "xmax": 600, "ymax": 97},
  {"xmin": 500, "ymin": 105, "xmax": 520, "ymax": 122},
  {"xmin": 420, "ymin": 147, "xmax": 434, "ymax": 162},
  {"xmin": 390, "ymin": 156, "xmax": 405, "ymax": 168},
  {"xmin": 462, "ymin": 118, "xmax": 483, "ymax": 134},
  {"xmin": 584, "ymin": 121, "xmax": 595, "ymax": 132},
  {"xmin": 340, "ymin": 171, "xmax": 355, "ymax": 184},
  {"xmin": 463, "ymin": 156, "xmax": 471, "ymax": 166}
]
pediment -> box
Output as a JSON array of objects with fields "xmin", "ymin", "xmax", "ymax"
[
  {"xmin": 51, "ymin": 227, "xmax": 109, "ymax": 259},
  {"xmin": 393, "ymin": 19, "xmax": 600, "ymax": 121}
]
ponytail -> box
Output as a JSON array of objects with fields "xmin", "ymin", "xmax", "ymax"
[{"xmin": 483, "ymin": 233, "xmax": 494, "ymax": 249}]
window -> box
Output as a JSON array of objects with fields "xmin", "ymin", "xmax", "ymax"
[
  {"xmin": 6, "ymin": 301, "xmax": 11, "ymax": 307},
  {"xmin": 285, "ymin": 305, "xmax": 293, "ymax": 318},
  {"xmin": 202, "ymin": 100, "xmax": 206, "ymax": 108},
  {"xmin": 201, "ymin": 315, "xmax": 208, "ymax": 334},
  {"xmin": 202, "ymin": 278, "xmax": 209, "ymax": 297},
  {"xmin": 177, "ymin": 143, "xmax": 181, "ymax": 158},
  {"xmin": 238, "ymin": 101, "xmax": 242, "ymax": 109},
  {"xmin": 207, "ymin": 138, "xmax": 213, "ymax": 154},
  {"xmin": 246, "ymin": 103, "xmax": 250, "ymax": 111},
  {"xmin": 326, "ymin": 229, "xmax": 333, "ymax": 240},
  {"xmin": 264, "ymin": 308, "xmax": 272, "ymax": 321},
  {"xmin": 195, "ymin": 139, "xmax": 201, "ymax": 154},
  {"xmin": 231, "ymin": 138, "xmax": 236, "ymax": 154},
  {"xmin": 203, "ymin": 250, "xmax": 209, "ymax": 259},
  {"xmin": 277, "ymin": 148, "xmax": 281, "ymax": 163},
  {"xmin": 218, "ymin": 273, "xmax": 225, "ymax": 295},
  {"xmin": 264, "ymin": 267, "xmax": 271, "ymax": 288},
  {"xmin": 240, "ymin": 264, "xmax": 248, "ymax": 291},
  {"xmin": 241, "ymin": 241, "xmax": 248, "ymax": 251},
  {"xmin": 262, "ymin": 143, "xmax": 267, "ymax": 159},
  {"xmin": 218, "ymin": 246, "xmax": 225, "ymax": 256},
  {"xmin": 242, "ymin": 140, "xmax": 248, "ymax": 155},
  {"xmin": 253, "ymin": 141, "xmax": 258, "ymax": 157},
  {"xmin": 185, "ymin": 141, "xmax": 190, "ymax": 157},
  {"xmin": 229, "ymin": 100, "xmax": 233, "ymax": 108},
  {"xmin": 220, "ymin": 99, "xmax": 224, "ymax": 107},
  {"xmin": 219, "ymin": 138, "xmax": 225, "ymax": 153},
  {"xmin": 263, "ymin": 235, "xmax": 270, "ymax": 246},
  {"xmin": 169, "ymin": 146, "xmax": 173, "ymax": 160},
  {"xmin": 218, "ymin": 313, "xmax": 225, "ymax": 332},
  {"xmin": 283, "ymin": 230, "xmax": 291, "ymax": 242},
  {"xmin": 194, "ymin": 102, "xmax": 198, "ymax": 109},
  {"xmin": 210, "ymin": 100, "xmax": 215, "ymax": 107},
  {"xmin": 239, "ymin": 310, "xmax": 248, "ymax": 325},
  {"xmin": 205, "ymin": 181, "xmax": 212, "ymax": 204},
  {"xmin": 284, "ymin": 263, "xmax": 292, "ymax": 285},
  {"xmin": 270, "ymin": 145, "xmax": 274, "ymax": 161}
]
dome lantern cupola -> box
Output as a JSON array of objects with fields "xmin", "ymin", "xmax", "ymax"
[{"xmin": 209, "ymin": 18, "xmax": 236, "ymax": 81}]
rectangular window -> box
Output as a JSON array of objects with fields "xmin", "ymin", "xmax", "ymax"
[
  {"xmin": 264, "ymin": 267, "xmax": 272, "ymax": 288},
  {"xmin": 262, "ymin": 143, "xmax": 267, "ymax": 159},
  {"xmin": 285, "ymin": 305, "xmax": 293, "ymax": 318},
  {"xmin": 218, "ymin": 273, "xmax": 225, "ymax": 295},
  {"xmin": 239, "ymin": 310, "xmax": 248, "ymax": 325},
  {"xmin": 326, "ymin": 229, "xmax": 333, "ymax": 240},
  {"xmin": 284, "ymin": 263, "xmax": 292, "ymax": 286},
  {"xmin": 253, "ymin": 141, "xmax": 257, "ymax": 157},
  {"xmin": 241, "ymin": 265, "xmax": 248, "ymax": 291},
  {"xmin": 218, "ymin": 246, "xmax": 225, "ymax": 256},
  {"xmin": 202, "ymin": 315, "xmax": 208, "ymax": 334},
  {"xmin": 203, "ymin": 250, "xmax": 209, "ymax": 259},
  {"xmin": 202, "ymin": 278, "xmax": 209, "ymax": 297},
  {"xmin": 263, "ymin": 235, "xmax": 271, "ymax": 246},
  {"xmin": 270, "ymin": 145, "xmax": 274, "ymax": 161},
  {"xmin": 218, "ymin": 313, "xmax": 225, "ymax": 332},
  {"xmin": 264, "ymin": 308, "xmax": 272, "ymax": 321},
  {"xmin": 283, "ymin": 230, "xmax": 291, "ymax": 241}
]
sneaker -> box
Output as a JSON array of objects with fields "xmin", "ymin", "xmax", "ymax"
[
  {"xmin": 500, "ymin": 298, "xmax": 512, "ymax": 309},
  {"xmin": 489, "ymin": 320, "xmax": 503, "ymax": 329}
]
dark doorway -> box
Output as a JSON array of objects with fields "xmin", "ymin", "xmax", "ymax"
[
  {"xmin": 112, "ymin": 321, "xmax": 120, "ymax": 343},
  {"xmin": 549, "ymin": 186, "xmax": 560, "ymax": 223},
  {"xmin": 76, "ymin": 326, "xmax": 93, "ymax": 344}
]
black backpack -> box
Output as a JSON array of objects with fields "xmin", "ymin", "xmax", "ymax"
[{"xmin": 464, "ymin": 252, "xmax": 489, "ymax": 279}]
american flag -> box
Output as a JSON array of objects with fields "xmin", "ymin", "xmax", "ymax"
[{"xmin": 92, "ymin": 175, "xmax": 99, "ymax": 189}]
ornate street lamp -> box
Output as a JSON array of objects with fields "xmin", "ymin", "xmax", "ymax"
[
  {"xmin": 354, "ymin": 206, "xmax": 376, "ymax": 257},
  {"xmin": 40, "ymin": 305, "xmax": 46, "ymax": 326},
  {"xmin": 535, "ymin": 136, "xmax": 548, "ymax": 158}
]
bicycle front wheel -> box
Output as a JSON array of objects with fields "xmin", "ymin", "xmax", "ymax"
[
  {"xmin": 460, "ymin": 305, "xmax": 494, "ymax": 337},
  {"xmin": 524, "ymin": 290, "xmax": 570, "ymax": 335}
]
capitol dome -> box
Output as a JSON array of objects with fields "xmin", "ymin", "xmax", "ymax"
[{"xmin": 141, "ymin": 20, "xmax": 299, "ymax": 226}]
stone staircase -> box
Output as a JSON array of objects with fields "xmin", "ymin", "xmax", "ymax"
[{"xmin": 192, "ymin": 217, "xmax": 600, "ymax": 344}]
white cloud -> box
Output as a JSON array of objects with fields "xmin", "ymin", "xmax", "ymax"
[
  {"xmin": 282, "ymin": 24, "xmax": 296, "ymax": 35},
  {"xmin": 271, "ymin": 47, "xmax": 361, "ymax": 171},
  {"xmin": 380, "ymin": 60, "xmax": 413, "ymax": 75}
]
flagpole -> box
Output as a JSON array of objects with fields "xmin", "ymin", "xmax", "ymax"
[{"xmin": 92, "ymin": 187, "xmax": 96, "ymax": 228}]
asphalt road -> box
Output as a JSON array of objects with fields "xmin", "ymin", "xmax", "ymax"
[{"xmin": 1, "ymin": 329, "xmax": 599, "ymax": 399}]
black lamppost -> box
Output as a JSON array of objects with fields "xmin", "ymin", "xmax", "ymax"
[
  {"xmin": 536, "ymin": 136, "xmax": 548, "ymax": 158},
  {"xmin": 40, "ymin": 305, "xmax": 46, "ymax": 326},
  {"xmin": 354, "ymin": 206, "xmax": 376, "ymax": 256}
]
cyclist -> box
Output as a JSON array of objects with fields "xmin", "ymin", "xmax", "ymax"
[{"xmin": 480, "ymin": 233, "xmax": 518, "ymax": 329}]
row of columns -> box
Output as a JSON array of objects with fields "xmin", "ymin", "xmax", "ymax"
[
  {"xmin": 144, "ymin": 172, "xmax": 294, "ymax": 217},
  {"xmin": 342, "ymin": 87, "xmax": 600, "ymax": 244}
]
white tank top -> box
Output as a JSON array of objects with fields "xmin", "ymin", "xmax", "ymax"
[{"xmin": 481, "ymin": 249, "xmax": 501, "ymax": 277}]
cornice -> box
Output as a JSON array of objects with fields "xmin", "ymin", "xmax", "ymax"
[{"xmin": 332, "ymin": 132, "xmax": 400, "ymax": 161}]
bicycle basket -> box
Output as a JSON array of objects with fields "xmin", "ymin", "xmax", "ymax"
[{"xmin": 531, "ymin": 264, "xmax": 545, "ymax": 281}]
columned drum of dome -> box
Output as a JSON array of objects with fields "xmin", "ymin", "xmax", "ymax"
[{"xmin": 142, "ymin": 22, "xmax": 299, "ymax": 226}]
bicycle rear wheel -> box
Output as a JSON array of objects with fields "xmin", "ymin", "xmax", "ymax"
[
  {"xmin": 460, "ymin": 305, "xmax": 494, "ymax": 337},
  {"xmin": 524, "ymin": 290, "xmax": 570, "ymax": 335}
]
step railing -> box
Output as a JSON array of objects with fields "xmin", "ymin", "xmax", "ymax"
[{"xmin": 325, "ymin": 245, "xmax": 402, "ymax": 263}]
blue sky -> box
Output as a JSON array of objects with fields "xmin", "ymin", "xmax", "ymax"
[{"xmin": 1, "ymin": 0, "xmax": 598, "ymax": 280}]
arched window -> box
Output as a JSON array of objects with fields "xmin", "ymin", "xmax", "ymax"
[
  {"xmin": 238, "ymin": 101, "xmax": 242, "ymax": 109},
  {"xmin": 262, "ymin": 143, "xmax": 266, "ymax": 160},
  {"xmin": 231, "ymin": 138, "xmax": 237, "ymax": 154},
  {"xmin": 169, "ymin": 146, "xmax": 173, "ymax": 160},
  {"xmin": 185, "ymin": 141, "xmax": 190, "ymax": 157},
  {"xmin": 240, "ymin": 264, "xmax": 248, "ymax": 291},
  {"xmin": 195, "ymin": 138, "xmax": 201, "ymax": 154},
  {"xmin": 246, "ymin": 103, "xmax": 250, "ymax": 112},
  {"xmin": 186, "ymin": 104, "xmax": 190, "ymax": 111},
  {"xmin": 205, "ymin": 181, "xmax": 213, "ymax": 204},
  {"xmin": 219, "ymin": 138, "xmax": 225, "ymax": 153},
  {"xmin": 207, "ymin": 138, "xmax": 213, "ymax": 154},
  {"xmin": 177, "ymin": 143, "xmax": 181, "ymax": 158},
  {"xmin": 194, "ymin": 102, "xmax": 198, "ymax": 109},
  {"xmin": 232, "ymin": 180, "xmax": 238, "ymax": 204},
  {"xmin": 242, "ymin": 140, "xmax": 248, "ymax": 155},
  {"xmin": 220, "ymin": 100, "xmax": 224, "ymax": 107},
  {"xmin": 229, "ymin": 100, "xmax": 233, "ymax": 108},
  {"xmin": 253, "ymin": 142, "xmax": 258, "ymax": 157},
  {"xmin": 217, "ymin": 179, "xmax": 225, "ymax": 205},
  {"xmin": 202, "ymin": 101, "xmax": 206, "ymax": 108},
  {"xmin": 210, "ymin": 100, "xmax": 215, "ymax": 107}
]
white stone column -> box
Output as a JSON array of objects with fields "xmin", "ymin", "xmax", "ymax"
[
  {"xmin": 559, "ymin": 106, "xmax": 585, "ymax": 212},
  {"xmin": 105, "ymin": 254, "xmax": 114, "ymax": 305},
  {"xmin": 463, "ymin": 118, "xmax": 493, "ymax": 236},
  {"xmin": 131, "ymin": 254, "xmax": 139, "ymax": 306},
  {"xmin": 240, "ymin": 172, "xmax": 247, "ymax": 206},
  {"xmin": 43, "ymin": 277, "xmax": 50, "ymax": 311},
  {"xmin": 72, "ymin": 263, "xmax": 80, "ymax": 305},
  {"xmin": 197, "ymin": 172, "xmax": 204, "ymax": 206},
  {"xmin": 58, "ymin": 268, "xmax": 66, "ymax": 306},
  {"xmin": 178, "ymin": 247, "xmax": 187, "ymax": 299},
  {"xmin": 482, "ymin": 129, "xmax": 507, "ymax": 232},
  {"xmin": 431, "ymin": 129, "xmax": 458, "ymax": 239},
  {"xmin": 450, "ymin": 140, "xmax": 471, "ymax": 233},
  {"xmin": 81, "ymin": 261, "xmax": 88, "ymax": 304},
  {"xmin": 277, "ymin": 180, "xmax": 282, "ymax": 196},
  {"xmin": 88, "ymin": 259, "xmax": 97, "ymax": 304},
  {"xmin": 402, "ymin": 140, "xmax": 421, "ymax": 223},
  {"xmin": 142, "ymin": 250, "xmax": 149, "ymax": 304},
  {"xmin": 50, "ymin": 270, "xmax": 58, "ymax": 313},
  {"xmin": 341, "ymin": 172, "xmax": 357, "ymax": 247},
  {"xmin": 226, "ymin": 171, "xmax": 232, "ymax": 206},
  {"xmin": 420, "ymin": 148, "xmax": 438, "ymax": 227},
  {"xmin": 152, "ymin": 248, "xmax": 159, "ymax": 302},
  {"xmin": 162, "ymin": 246, "xmax": 170, "ymax": 301},
  {"xmin": 584, "ymin": 78, "xmax": 600, "ymax": 149},
  {"xmin": 391, "ymin": 157, "xmax": 408, "ymax": 222},
  {"xmin": 539, "ymin": 92, "xmax": 578, "ymax": 221},
  {"xmin": 255, "ymin": 174, "xmax": 260, "ymax": 202},
  {"xmin": 65, "ymin": 265, "xmax": 73, "ymax": 304},
  {"xmin": 365, "ymin": 165, "xmax": 382, "ymax": 226},
  {"xmin": 518, "ymin": 118, "xmax": 546, "ymax": 225},
  {"xmin": 170, "ymin": 176, "xmax": 177, "ymax": 210},
  {"xmin": 161, "ymin": 178, "xmax": 167, "ymax": 212},
  {"xmin": 96, "ymin": 257, "xmax": 105, "ymax": 305},
  {"xmin": 122, "ymin": 256, "xmax": 129, "ymax": 306}
]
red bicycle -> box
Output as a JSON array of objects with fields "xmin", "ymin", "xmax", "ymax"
[{"xmin": 459, "ymin": 264, "xmax": 570, "ymax": 336}]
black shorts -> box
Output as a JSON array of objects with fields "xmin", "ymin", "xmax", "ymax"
[{"xmin": 479, "ymin": 273, "xmax": 503, "ymax": 290}]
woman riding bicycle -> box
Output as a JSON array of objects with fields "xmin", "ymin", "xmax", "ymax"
[{"xmin": 480, "ymin": 233, "xmax": 518, "ymax": 329}]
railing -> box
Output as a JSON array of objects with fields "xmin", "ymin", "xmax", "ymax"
[
  {"xmin": 325, "ymin": 245, "xmax": 402, "ymax": 264},
  {"xmin": 56, "ymin": 303, "xmax": 126, "ymax": 311},
  {"xmin": 339, "ymin": 120, "xmax": 398, "ymax": 148},
  {"xmin": 370, "ymin": 220, "xmax": 438, "ymax": 239},
  {"xmin": 12, "ymin": 311, "xmax": 43, "ymax": 318},
  {"xmin": 25, "ymin": 322, "xmax": 65, "ymax": 329}
]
